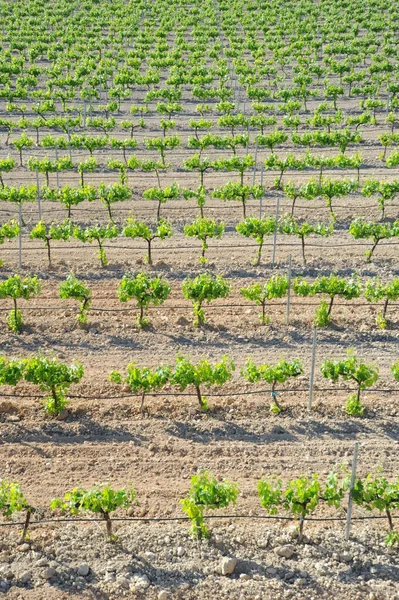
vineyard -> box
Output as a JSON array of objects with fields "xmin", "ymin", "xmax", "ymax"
[{"xmin": 0, "ymin": 0, "xmax": 399, "ymax": 598}]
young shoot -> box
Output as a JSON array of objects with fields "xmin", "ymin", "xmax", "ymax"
[
  {"xmin": 240, "ymin": 275, "xmax": 289, "ymax": 324},
  {"xmin": 184, "ymin": 217, "xmax": 225, "ymax": 263},
  {"xmin": 293, "ymin": 274, "xmax": 362, "ymax": 327},
  {"xmin": 50, "ymin": 485, "xmax": 136, "ymax": 542},
  {"xmin": 0, "ymin": 479, "xmax": 34, "ymax": 542},
  {"xmin": 117, "ymin": 272, "xmax": 171, "ymax": 328},
  {"xmin": 349, "ymin": 219, "xmax": 399, "ymax": 262},
  {"xmin": 109, "ymin": 363, "xmax": 171, "ymax": 413},
  {"xmin": 181, "ymin": 470, "xmax": 239, "ymax": 539},
  {"xmin": 0, "ymin": 274, "xmax": 41, "ymax": 332},
  {"xmin": 30, "ymin": 219, "xmax": 74, "ymax": 266},
  {"xmin": 321, "ymin": 350, "xmax": 379, "ymax": 416},
  {"xmin": 172, "ymin": 354, "xmax": 235, "ymax": 411},
  {"xmin": 73, "ymin": 223, "xmax": 119, "ymax": 267},
  {"xmin": 351, "ymin": 473, "xmax": 399, "ymax": 546},
  {"xmin": 279, "ymin": 216, "xmax": 334, "ymax": 265},
  {"xmin": 236, "ymin": 217, "xmax": 277, "ymax": 265},
  {"xmin": 123, "ymin": 217, "xmax": 173, "ymax": 265},
  {"xmin": 182, "ymin": 273, "xmax": 231, "ymax": 327},
  {"xmin": 59, "ymin": 274, "xmax": 91, "ymax": 325},
  {"xmin": 365, "ymin": 278, "xmax": 399, "ymax": 329},
  {"xmin": 241, "ymin": 358, "xmax": 303, "ymax": 414}
]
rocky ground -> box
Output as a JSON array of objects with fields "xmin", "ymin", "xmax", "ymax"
[{"xmin": 1, "ymin": 521, "xmax": 399, "ymax": 600}]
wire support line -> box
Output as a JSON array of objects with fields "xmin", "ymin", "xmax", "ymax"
[{"xmin": 0, "ymin": 513, "xmax": 398, "ymax": 528}]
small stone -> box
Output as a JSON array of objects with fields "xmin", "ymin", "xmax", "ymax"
[
  {"xmin": 7, "ymin": 415, "xmax": 20, "ymax": 422},
  {"xmin": 275, "ymin": 545, "xmax": 296, "ymax": 559},
  {"xmin": 340, "ymin": 553, "xmax": 353, "ymax": 563},
  {"xmin": 158, "ymin": 591, "xmax": 168, "ymax": 600},
  {"xmin": 18, "ymin": 544, "xmax": 30, "ymax": 552},
  {"xmin": 43, "ymin": 567, "xmax": 56, "ymax": 580},
  {"xmin": 35, "ymin": 558, "xmax": 48, "ymax": 568},
  {"xmin": 133, "ymin": 574, "xmax": 150, "ymax": 590},
  {"xmin": 295, "ymin": 578, "xmax": 307, "ymax": 587},
  {"xmin": 77, "ymin": 564, "xmax": 90, "ymax": 577},
  {"xmin": 220, "ymin": 557, "xmax": 237, "ymax": 576},
  {"xmin": 56, "ymin": 410, "xmax": 69, "ymax": 421},
  {"xmin": 117, "ymin": 577, "xmax": 130, "ymax": 589},
  {"xmin": 177, "ymin": 546, "xmax": 185, "ymax": 557},
  {"xmin": 266, "ymin": 567, "xmax": 277, "ymax": 575},
  {"xmin": 19, "ymin": 571, "xmax": 32, "ymax": 584},
  {"xmin": 240, "ymin": 573, "xmax": 250, "ymax": 581}
]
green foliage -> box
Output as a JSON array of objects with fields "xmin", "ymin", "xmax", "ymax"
[
  {"xmin": 264, "ymin": 153, "xmax": 306, "ymax": 188},
  {"xmin": 349, "ymin": 219, "xmax": 399, "ymax": 262},
  {"xmin": 352, "ymin": 473, "xmax": 399, "ymax": 545},
  {"xmin": 258, "ymin": 471, "xmax": 348, "ymax": 541},
  {"xmin": 256, "ymin": 130, "xmax": 288, "ymax": 151},
  {"xmin": 143, "ymin": 182, "xmax": 180, "ymax": 221},
  {"xmin": 212, "ymin": 182, "xmax": 263, "ymax": 218},
  {"xmin": 59, "ymin": 274, "xmax": 91, "ymax": 325},
  {"xmin": 240, "ymin": 275, "xmax": 289, "ymax": 324},
  {"xmin": 321, "ymin": 350, "xmax": 379, "ymax": 416},
  {"xmin": 42, "ymin": 184, "xmax": 96, "ymax": 217},
  {"xmin": 0, "ymin": 220, "xmax": 19, "ymax": 266},
  {"xmin": 279, "ymin": 216, "xmax": 333, "ymax": 265},
  {"xmin": 117, "ymin": 272, "xmax": 171, "ymax": 327},
  {"xmin": 293, "ymin": 274, "xmax": 362, "ymax": 326},
  {"xmin": 364, "ymin": 278, "xmax": 399, "ymax": 328},
  {"xmin": 182, "ymin": 273, "xmax": 231, "ymax": 326},
  {"xmin": 50, "ymin": 485, "xmax": 136, "ymax": 541},
  {"xmin": 98, "ymin": 182, "xmax": 131, "ymax": 221},
  {"xmin": 0, "ymin": 185, "xmax": 37, "ymax": 208},
  {"xmin": 30, "ymin": 219, "xmax": 74, "ymax": 265},
  {"xmin": 123, "ymin": 217, "xmax": 172, "ymax": 265},
  {"xmin": 183, "ymin": 186, "xmax": 207, "ymax": 218},
  {"xmin": 27, "ymin": 155, "xmax": 72, "ymax": 186},
  {"xmin": 241, "ymin": 358, "xmax": 303, "ymax": 413},
  {"xmin": 0, "ymin": 479, "xmax": 33, "ymax": 542},
  {"xmin": 361, "ymin": 179, "xmax": 399, "ymax": 218},
  {"xmin": 23, "ymin": 355, "xmax": 84, "ymax": 415},
  {"xmin": 77, "ymin": 157, "xmax": 97, "ymax": 186},
  {"xmin": 181, "ymin": 470, "xmax": 239, "ymax": 539},
  {"xmin": 110, "ymin": 363, "xmax": 171, "ymax": 412},
  {"xmin": 0, "ymin": 274, "xmax": 41, "ymax": 332},
  {"xmin": 73, "ymin": 223, "xmax": 119, "ymax": 266},
  {"xmin": 236, "ymin": 217, "xmax": 276, "ymax": 265},
  {"xmin": 143, "ymin": 135, "xmax": 180, "ymax": 165},
  {"xmin": 184, "ymin": 217, "xmax": 225, "ymax": 263}
]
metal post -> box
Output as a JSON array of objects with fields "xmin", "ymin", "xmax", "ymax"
[
  {"xmin": 83, "ymin": 102, "xmax": 87, "ymax": 130},
  {"xmin": 67, "ymin": 127, "xmax": 72, "ymax": 161},
  {"xmin": 35, "ymin": 169, "xmax": 41, "ymax": 220},
  {"xmin": 18, "ymin": 201, "xmax": 22, "ymax": 269},
  {"xmin": 345, "ymin": 443, "xmax": 359, "ymax": 541},
  {"xmin": 259, "ymin": 164, "xmax": 264, "ymax": 219},
  {"xmin": 55, "ymin": 147, "xmax": 60, "ymax": 188},
  {"xmin": 271, "ymin": 195, "xmax": 279, "ymax": 267},
  {"xmin": 285, "ymin": 254, "xmax": 292, "ymax": 326},
  {"xmin": 252, "ymin": 139, "xmax": 258, "ymax": 186},
  {"xmin": 308, "ymin": 327, "xmax": 317, "ymax": 410}
]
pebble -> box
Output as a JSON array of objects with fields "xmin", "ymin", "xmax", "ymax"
[
  {"xmin": 132, "ymin": 574, "xmax": 150, "ymax": 590},
  {"xmin": 42, "ymin": 567, "xmax": 56, "ymax": 580},
  {"xmin": 158, "ymin": 592, "xmax": 168, "ymax": 600},
  {"xmin": 275, "ymin": 545, "xmax": 296, "ymax": 559},
  {"xmin": 177, "ymin": 546, "xmax": 185, "ymax": 557},
  {"xmin": 340, "ymin": 553, "xmax": 353, "ymax": 563},
  {"xmin": 220, "ymin": 557, "xmax": 237, "ymax": 575},
  {"xmin": 19, "ymin": 571, "xmax": 32, "ymax": 584},
  {"xmin": 77, "ymin": 564, "xmax": 90, "ymax": 577}
]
